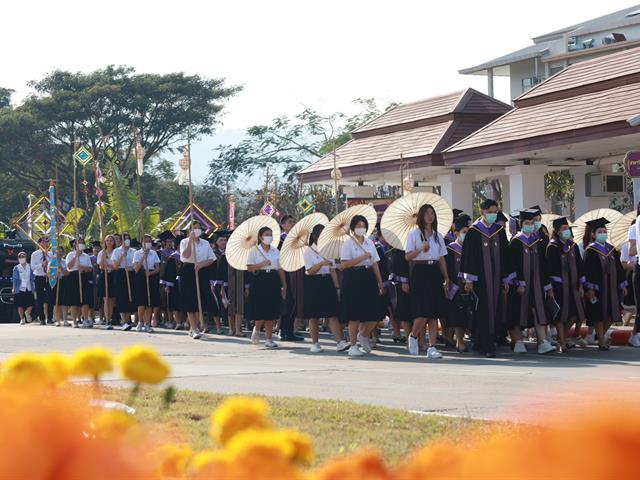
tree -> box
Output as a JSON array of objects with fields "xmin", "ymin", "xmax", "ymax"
[{"xmin": 0, "ymin": 88, "xmax": 13, "ymax": 109}]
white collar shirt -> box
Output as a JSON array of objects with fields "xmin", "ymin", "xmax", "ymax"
[
  {"xmin": 405, "ymin": 229, "xmax": 447, "ymax": 261},
  {"xmin": 304, "ymin": 246, "xmax": 334, "ymax": 275},
  {"xmin": 97, "ymin": 249, "xmax": 117, "ymax": 271},
  {"xmin": 113, "ymin": 247, "xmax": 136, "ymax": 269},
  {"xmin": 18, "ymin": 263, "xmax": 32, "ymax": 291},
  {"xmin": 30, "ymin": 250, "xmax": 51, "ymax": 277},
  {"xmin": 65, "ymin": 251, "xmax": 92, "ymax": 272},
  {"xmin": 340, "ymin": 237, "xmax": 379, "ymax": 267},
  {"xmin": 247, "ymin": 245, "xmax": 280, "ymax": 270},
  {"xmin": 133, "ymin": 249, "xmax": 161, "ymax": 271},
  {"xmin": 179, "ymin": 238, "xmax": 215, "ymax": 264}
]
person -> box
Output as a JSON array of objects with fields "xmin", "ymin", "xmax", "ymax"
[
  {"xmin": 199, "ymin": 233, "xmax": 221, "ymax": 334},
  {"xmin": 48, "ymin": 246, "xmax": 69, "ymax": 327},
  {"xmin": 303, "ymin": 224, "xmax": 348, "ymax": 353},
  {"xmin": 461, "ymin": 199, "xmax": 512, "ymax": 358},
  {"xmin": 628, "ymin": 204, "xmax": 640, "ymax": 347},
  {"xmin": 507, "ymin": 210, "xmax": 556, "ymax": 355},
  {"xmin": 159, "ymin": 230, "xmax": 184, "ymax": 330},
  {"xmin": 179, "ymin": 221, "xmax": 216, "ymax": 339},
  {"xmin": 247, "ymin": 226, "xmax": 286, "ymax": 348},
  {"xmin": 97, "ymin": 235, "xmax": 117, "ymax": 330},
  {"xmin": 374, "ymin": 225, "xmax": 394, "ymax": 345},
  {"xmin": 30, "ymin": 237, "xmax": 52, "ymax": 325},
  {"xmin": 133, "ymin": 234, "xmax": 161, "ymax": 333},
  {"xmin": 444, "ymin": 214, "xmax": 472, "ymax": 352},
  {"xmin": 277, "ymin": 214, "xmax": 304, "ymax": 341},
  {"xmin": 583, "ymin": 218, "xmax": 627, "ymax": 351},
  {"xmin": 113, "ymin": 232, "xmax": 137, "ymax": 330},
  {"xmin": 12, "ymin": 252, "xmax": 35, "ymax": 325},
  {"xmin": 220, "ymin": 232, "xmax": 248, "ymax": 338},
  {"xmin": 388, "ymin": 247, "xmax": 411, "ymax": 344},
  {"xmin": 444, "ymin": 209, "xmax": 463, "ymax": 244},
  {"xmin": 546, "ymin": 217, "xmax": 587, "ymax": 352},
  {"xmin": 405, "ymin": 204, "xmax": 449, "ymax": 359},
  {"xmin": 65, "ymin": 238, "xmax": 94, "ymax": 328},
  {"xmin": 211, "ymin": 231, "xmax": 231, "ymax": 334},
  {"xmin": 89, "ymin": 241, "xmax": 101, "ymax": 323},
  {"xmin": 339, "ymin": 215, "xmax": 385, "ymax": 358}
]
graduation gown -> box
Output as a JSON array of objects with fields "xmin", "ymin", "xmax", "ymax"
[
  {"xmin": 583, "ymin": 242, "xmax": 626, "ymax": 325},
  {"xmin": 546, "ymin": 239, "xmax": 586, "ymax": 324},
  {"xmin": 460, "ymin": 219, "xmax": 512, "ymax": 352},
  {"xmin": 389, "ymin": 249, "xmax": 411, "ymax": 323},
  {"xmin": 375, "ymin": 242, "xmax": 393, "ymax": 316},
  {"xmin": 445, "ymin": 241, "xmax": 471, "ymax": 329},
  {"xmin": 507, "ymin": 232, "xmax": 550, "ymax": 328},
  {"xmin": 160, "ymin": 251, "xmax": 182, "ymax": 311}
]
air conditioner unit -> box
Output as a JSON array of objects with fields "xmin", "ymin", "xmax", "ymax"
[
  {"xmin": 585, "ymin": 173, "xmax": 625, "ymax": 197},
  {"xmin": 342, "ymin": 185, "xmax": 376, "ymax": 198}
]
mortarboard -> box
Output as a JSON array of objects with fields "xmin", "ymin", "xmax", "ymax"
[
  {"xmin": 552, "ymin": 217, "xmax": 569, "ymax": 230},
  {"xmin": 454, "ymin": 214, "xmax": 471, "ymax": 231},
  {"xmin": 585, "ymin": 217, "xmax": 610, "ymax": 230},
  {"xmin": 453, "ymin": 209, "xmax": 464, "ymax": 220},
  {"xmin": 519, "ymin": 209, "xmax": 538, "ymax": 221}
]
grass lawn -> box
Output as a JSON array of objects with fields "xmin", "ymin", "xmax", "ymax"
[{"xmin": 105, "ymin": 387, "xmax": 489, "ymax": 466}]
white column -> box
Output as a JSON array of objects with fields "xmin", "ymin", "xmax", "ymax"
[
  {"xmin": 572, "ymin": 166, "xmax": 610, "ymax": 217},
  {"xmin": 504, "ymin": 165, "xmax": 548, "ymax": 213},
  {"xmin": 437, "ymin": 173, "xmax": 474, "ymax": 216},
  {"xmin": 496, "ymin": 175, "xmax": 511, "ymax": 214},
  {"xmin": 487, "ymin": 68, "xmax": 494, "ymax": 98}
]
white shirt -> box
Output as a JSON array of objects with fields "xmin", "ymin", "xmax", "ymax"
[
  {"xmin": 247, "ymin": 245, "xmax": 280, "ymax": 270},
  {"xmin": 621, "ymin": 241, "xmax": 632, "ymax": 264},
  {"xmin": 304, "ymin": 246, "xmax": 334, "ymax": 275},
  {"xmin": 133, "ymin": 249, "xmax": 161, "ymax": 271},
  {"xmin": 340, "ymin": 237, "xmax": 379, "ymax": 267},
  {"xmin": 65, "ymin": 251, "xmax": 92, "ymax": 272},
  {"xmin": 18, "ymin": 263, "xmax": 32, "ymax": 291},
  {"xmin": 179, "ymin": 238, "xmax": 216, "ymax": 264},
  {"xmin": 405, "ymin": 229, "xmax": 447, "ymax": 261},
  {"xmin": 113, "ymin": 246, "xmax": 136, "ymax": 269},
  {"xmin": 97, "ymin": 250, "xmax": 117, "ymax": 271},
  {"xmin": 629, "ymin": 223, "xmax": 638, "ymax": 261},
  {"xmin": 30, "ymin": 250, "xmax": 51, "ymax": 277}
]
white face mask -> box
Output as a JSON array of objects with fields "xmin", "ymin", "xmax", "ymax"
[
  {"xmin": 354, "ymin": 227, "xmax": 367, "ymax": 237},
  {"xmin": 262, "ymin": 236, "xmax": 273, "ymax": 246},
  {"xmin": 193, "ymin": 228, "xmax": 202, "ymax": 238},
  {"xmin": 78, "ymin": 243, "xmax": 85, "ymax": 251},
  {"xmin": 144, "ymin": 242, "xmax": 152, "ymax": 250},
  {"xmin": 18, "ymin": 258, "xmax": 26, "ymax": 265},
  {"xmin": 124, "ymin": 239, "xmax": 131, "ymax": 247}
]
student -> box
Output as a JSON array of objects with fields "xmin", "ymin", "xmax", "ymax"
[
  {"xmin": 374, "ymin": 226, "xmax": 394, "ymax": 345},
  {"xmin": 340, "ymin": 215, "xmax": 385, "ymax": 358},
  {"xmin": 12, "ymin": 252, "xmax": 35, "ymax": 325},
  {"xmin": 179, "ymin": 221, "xmax": 216, "ymax": 339},
  {"xmin": 278, "ymin": 214, "xmax": 304, "ymax": 341},
  {"xmin": 65, "ymin": 238, "xmax": 94, "ymax": 328},
  {"xmin": 159, "ymin": 230, "xmax": 184, "ymax": 330},
  {"xmin": 48, "ymin": 246, "xmax": 69, "ymax": 327},
  {"xmin": 219, "ymin": 232, "xmax": 248, "ymax": 338},
  {"xmin": 627, "ymin": 204, "xmax": 640, "ymax": 347},
  {"xmin": 461, "ymin": 199, "xmax": 512, "ymax": 358},
  {"xmin": 444, "ymin": 209, "xmax": 463, "ymax": 245},
  {"xmin": 247, "ymin": 227, "xmax": 286, "ymax": 348},
  {"xmin": 444, "ymin": 215, "xmax": 472, "ymax": 353},
  {"xmin": 210, "ymin": 231, "xmax": 230, "ymax": 334},
  {"xmin": 405, "ymin": 204, "xmax": 449, "ymax": 359},
  {"xmin": 133, "ymin": 234, "xmax": 161, "ymax": 333},
  {"xmin": 30, "ymin": 237, "xmax": 51, "ymax": 325},
  {"xmin": 507, "ymin": 210, "xmax": 556, "ymax": 355},
  {"xmin": 583, "ymin": 218, "xmax": 627, "ymax": 350},
  {"xmin": 113, "ymin": 232, "xmax": 137, "ymax": 330},
  {"xmin": 389, "ymin": 247, "xmax": 411, "ymax": 344},
  {"xmin": 97, "ymin": 235, "xmax": 117, "ymax": 330},
  {"xmin": 303, "ymin": 224, "xmax": 348, "ymax": 353},
  {"xmin": 546, "ymin": 217, "xmax": 586, "ymax": 352}
]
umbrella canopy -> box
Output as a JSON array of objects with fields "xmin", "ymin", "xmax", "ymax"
[
  {"xmin": 280, "ymin": 213, "xmax": 329, "ymax": 272},
  {"xmin": 317, "ymin": 204, "xmax": 377, "ymax": 260},
  {"xmin": 380, "ymin": 192, "xmax": 453, "ymax": 250},
  {"xmin": 226, "ymin": 215, "xmax": 281, "ymax": 271},
  {"xmin": 609, "ymin": 211, "xmax": 637, "ymax": 249},
  {"xmin": 572, "ymin": 208, "xmax": 623, "ymax": 245},
  {"xmin": 541, "ymin": 213, "xmax": 561, "ymax": 233}
]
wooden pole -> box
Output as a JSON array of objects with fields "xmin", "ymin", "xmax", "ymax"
[
  {"xmin": 54, "ymin": 166, "xmax": 61, "ymax": 312},
  {"xmin": 332, "ymin": 148, "xmax": 339, "ymax": 215},
  {"xmin": 72, "ymin": 141, "xmax": 83, "ymax": 306},
  {"xmin": 400, "ymin": 153, "xmax": 405, "ymax": 197},
  {"xmin": 187, "ymin": 134, "xmax": 204, "ymax": 326},
  {"xmin": 134, "ymin": 135, "xmax": 151, "ymax": 307},
  {"xmin": 94, "ymin": 145, "xmax": 108, "ymax": 302}
]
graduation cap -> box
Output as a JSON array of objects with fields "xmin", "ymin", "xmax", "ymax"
[
  {"xmin": 519, "ymin": 209, "xmax": 538, "ymax": 221},
  {"xmin": 552, "ymin": 217, "xmax": 569, "ymax": 230},
  {"xmin": 454, "ymin": 214, "xmax": 471, "ymax": 231},
  {"xmin": 130, "ymin": 239, "xmax": 142, "ymax": 249},
  {"xmin": 452, "ymin": 209, "xmax": 464, "ymax": 220},
  {"xmin": 585, "ymin": 217, "xmax": 610, "ymax": 230},
  {"xmin": 528, "ymin": 205, "xmax": 543, "ymax": 215},
  {"xmin": 215, "ymin": 230, "xmax": 232, "ymax": 239}
]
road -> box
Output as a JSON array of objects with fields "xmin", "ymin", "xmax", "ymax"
[{"xmin": 1, "ymin": 324, "xmax": 637, "ymax": 422}]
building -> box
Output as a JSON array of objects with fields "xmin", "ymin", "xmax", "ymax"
[{"xmin": 460, "ymin": 4, "xmax": 640, "ymax": 100}]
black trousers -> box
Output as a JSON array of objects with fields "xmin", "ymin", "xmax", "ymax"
[
  {"xmin": 34, "ymin": 276, "xmax": 51, "ymax": 320},
  {"xmin": 279, "ymin": 273, "xmax": 295, "ymax": 335}
]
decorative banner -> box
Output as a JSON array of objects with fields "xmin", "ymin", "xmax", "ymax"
[
  {"xmin": 297, "ymin": 196, "xmax": 315, "ymax": 215},
  {"xmin": 48, "ymin": 182, "xmax": 58, "ymax": 288},
  {"xmin": 169, "ymin": 202, "xmax": 220, "ymax": 235},
  {"xmin": 624, "ymin": 151, "xmax": 640, "ymax": 178},
  {"xmin": 260, "ymin": 201, "xmax": 275, "ymax": 217},
  {"xmin": 12, "ymin": 195, "xmax": 70, "ymax": 249},
  {"xmin": 228, "ymin": 194, "xmax": 236, "ymax": 230},
  {"xmin": 346, "ymin": 198, "xmax": 395, "ymax": 221},
  {"xmin": 135, "ymin": 137, "xmax": 145, "ymax": 176},
  {"xmin": 175, "ymin": 146, "xmax": 190, "ymax": 185},
  {"xmin": 73, "ymin": 145, "xmax": 94, "ymax": 166},
  {"xmin": 104, "ymin": 145, "xmax": 116, "ymax": 161}
]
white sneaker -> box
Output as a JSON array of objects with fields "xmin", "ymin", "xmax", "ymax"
[
  {"xmin": 545, "ymin": 336, "xmax": 558, "ymax": 346},
  {"xmin": 336, "ymin": 340, "xmax": 350, "ymax": 352},
  {"xmin": 426, "ymin": 346, "xmax": 443, "ymax": 359},
  {"xmin": 513, "ymin": 341, "xmax": 527, "ymax": 354},
  {"xmin": 604, "ymin": 329, "xmax": 613, "ymax": 345},
  {"xmin": 122, "ymin": 322, "xmax": 133, "ymax": 331},
  {"xmin": 63, "ymin": 320, "xmax": 70, "ymax": 327},
  {"xmin": 310, "ymin": 342, "xmax": 323, "ymax": 353},
  {"xmin": 538, "ymin": 340, "xmax": 556, "ymax": 355},
  {"xmin": 586, "ymin": 332, "xmax": 597, "ymax": 345},
  {"xmin": 348, "ymin": 345, "xmax": 364, "ymax": 357},
  {"xmin": 81, "ymin": 319, "xmax": 93, "ymax": 329},
  {"xmin": 408, "ymin": 335, "xmax": 419, "ymax": 355},
  {"xmin": 575, "ymin": 337, "xmax": 588, "ymax": 348},
  {"xmin": 264, "ymin": 339, "xmax": 278, "ymax": 349},
  {"xmin": 19, "ymin": 319, "xmax": 25, "ymax": 325},
  {"xmin": 25, "ymin": 312, "xmax": 32, "ymax": 323},
  {"xmin": 192, "ymin": 329, "xmax": 202, "ymax": 340},
  {"xmin": 144, "ymin": 325, "xmax": 154, "ymax": 333},
  {"xmin": 136, "ymin": 322, "xmax": 143, "ymax": 332},
  {"xmin": 251, "ymin": 327, "xmax": 260, "ymax": 345},
  {"xmin": 628, "ymin": 332, "xmax": 640, "ymax": 347},
  {"xmin": 357, "ymin": 333, "xmax": 372, "ymax": 353}
]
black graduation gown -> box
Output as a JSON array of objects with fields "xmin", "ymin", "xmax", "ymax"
[
  {"xmin": 444, "ymin": 242, "xmax": 471, "ymax": 329},
  {"xmin": 160, "ymin": 252, "xmax": 182, "ymax": 311},
  {"xmin": 376, "ymin": 242, "xmax": 393, "ymax": 315},
  {"xmin": 460, "ymin": 220, "xmax": 512, "ymax": 353},
  {"xmin": 507, "ymin": 233, "xmax": 550, "ymax": 328},
  {"xmin": 389, "ymin": 249, "xmax": 411, "ymax": 323},
  {"xmin": 583, "ymin": 242, "xmax": 626, "ymax": 325},
  {"xmin": 546, "ymin": 239, "xmax": 586, "ymax": 324}
]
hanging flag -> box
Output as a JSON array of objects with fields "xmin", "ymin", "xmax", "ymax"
[
  {"xmin": 135, "ymin": 137, "xmax": 145, "ymax": 176},
  {"xmin": 73, "ymin": 146, "xmax": 94, "ymax": 166},
  {"xmin": 48, "ymin": 182, "xmax": 58, "ymax": 288},
  {"xmin": 260, "ymin": 201, "xmax": 275, "ymax": 217},
  {"xmin": 175, "ymin": 146, "xmax": 190, "ymax": 185},
  {"xmin": 228, "ymin": 194, "xmax": 236, "ymax": 230},
  {"xmin": 297, "ymin": 196, "xmax": 314, "ymax": 215}
]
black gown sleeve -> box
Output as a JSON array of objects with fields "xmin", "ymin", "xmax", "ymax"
[
  {"xmin": 545, "ymin": 243, "xmax": 562, "ymax": 281},
  {"xmin": 574, "ymin": 245, "xmax": 585, "ymax": 282},
  {"xmin": 445, "ymin": 249, "xmax": 457, "ymax": 284},
  {"xmin": 509, "ymin": 238, "xmax": 525, "ymax": 287},
  {"xmin": 499, "ymin": 229, "xmax": 513, "ymax": 283},
  {"xmin": 161, "ymin": 258, "xmax": 177, "ymax": 287},
  {"xmin": 461, "ymin": 229, "xmax": 482, "ymax": 283},
  {"xmin": 583, "ymin": 248, "xmax": 602, "ymax": 291},
  {"xmin": 614, "ymin": 249, "xmax": 627, "ymax": 288}
]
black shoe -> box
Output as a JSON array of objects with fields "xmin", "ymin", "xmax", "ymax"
[
  {"xmin": 485, "ymin": 351, "xmax": 496, "ymax": 358},
  {"xmin": 39, "ymin": 319, "xmax": 46, "ymax": 325},
  {"xmin": 456, "ymin": 346, "xmax": 469, "ymax": 354},
  {"xmin": 598, "ymin": 345, "xmax": 610, "ymax": 351}
]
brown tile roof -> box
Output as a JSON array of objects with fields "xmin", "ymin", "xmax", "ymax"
[{"xmin": 446, "ymin": 81, "xmax": 640, "ymax": 153}]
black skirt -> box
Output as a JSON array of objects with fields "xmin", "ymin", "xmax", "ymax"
[
  {"xmin": 34, "ymin": 276, "xmax": 50, "ymax": 305},
  {"xmin": 303, "ymin": 274, "xmax": 339, "ymax": 319},
  {"xmin": 340, "ymin": 267, "xmax": 383, "ymax": 323},
  {"xmin": 444, "ymin": 287, "xmax": 473, "ymax": 329},
  {"xmin": 14, "ymin": 291, "xmax": 34, "ymax": 308},
  {"xmin": 115, "ymin": 269, "xmax": 136, "ymax": 312},
  {"xmin": 133, "ymin": 271, "xmax": 161, "ymax": 307},
  {"xmin": 392, "ymin": 283, "xmax": 412, "ymax": 322},
  {"xmin": 97, "ymin": 270, "xmax": 116, "ymax": 298},
  {"xmin": 50, "ymin": 277, "xmax": 66, "ymax": 306},
  {"xmin": 179, "ymin": 263, "xmax": 219, "ymax": 314},
  {"xmin": 164, "ymin": 283, "xmax": 182, "ymax": 311},
  {"xmin": 410, "ymin": 263, "xmax": 445, "ymax": 319},
  {"xmin": 64, "ymin": 271, "xmax": 94, "ymax": 307},
  {"xmin": 247, "ymin": 271, "xmax": 282, "ymax": 321}
]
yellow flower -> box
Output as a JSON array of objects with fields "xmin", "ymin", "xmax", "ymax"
[
  {"xmin": 158, "ymin": 444, "xmax": 193, "ymax": 478},
  {"xmin": 92, "ymin": 410, "xmax": 136, "ymax": 439},
  {"xmin": 0, "ymin": 352, "xmax": 51, "ymax": 388},
  {"xmin": 189, "ymin": 449, "xmax": 229, "ymax": 472},
  {"xmin": 276, "ymin": 429, "xmax": 315, "ymax": 465},
  {"xmin": 211, "ymin": 396, "xmax": 272, "ymax": 445},
  {"xmin": 71, "ymin": 346, "xmax": 114, "ymax": 379},
  {"xmin": 117, "ymin": 345, "xmax": 170, "ymax": 385},
  {"xmin": 43, "ymin": 352, "xmax": 71, "ymax": 385},
  {"xmin": 225, "ymin": 428, "xmax": 294, "ymax": 465}
]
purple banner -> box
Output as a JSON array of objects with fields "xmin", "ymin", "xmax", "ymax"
[{"xmin": 624, "ymin": 151, "xmax": 640, "ymax": 178}]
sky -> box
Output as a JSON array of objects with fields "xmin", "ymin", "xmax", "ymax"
[{"xmin": 2, "ymin": 0, "xmax": 636, "ymax": 182}]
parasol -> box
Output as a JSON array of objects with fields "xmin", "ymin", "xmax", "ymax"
[
  {"xmin": 571, "ymin": 208, "xmax": 623, "ymax": 245},
  {"xmin": 380, "ymin": 192, "xmax": 453, "ymax": 250},
  {"xmin": 280, "ymin": 213, "xmax": 329, "ymax": 272},
  {"xmin": 226, "ymin": 215, "xmax": 281, "ymax": 271},
  {"xmin": 609, "ymin": 211, "xmax": 637, "ymax": 249},
  {"xmin": 317, "ymin": 204, "xmax": 377, "ymax": 260}
]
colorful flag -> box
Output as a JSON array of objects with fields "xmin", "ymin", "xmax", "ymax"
[{"xmin": 48, "ymin": 182, "xmax": 58, "ymax": 288}]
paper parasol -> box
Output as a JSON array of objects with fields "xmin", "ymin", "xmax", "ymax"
[
  {"xmin": 226, "ymin": 215, "xmax": 281, "ymax": 271},
  {"xmin": 541, "ymin": 214, "xmax": 561, "ymax": 233},
  {"xmin": 609, "ymin": 211, "xmax": 636, "ymax": 249},
  {"xmin": 380, "ymin": 192, "xmax": 453, "ymax": 250},
  {"xmin": 571, "ymin": 208, "xmax": 623, "ymax": 245},
  {"xmin": 317, "ymin": 204, "xmax": 377, "ymax": 259},
  {"xmin": 280, "ymin": 212, "xmax": 329, "ymax": 272}
]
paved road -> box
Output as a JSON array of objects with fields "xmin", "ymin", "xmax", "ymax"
[{"xmin": 1, "ymin": 324, "xmax": 638, "ymax": 422}]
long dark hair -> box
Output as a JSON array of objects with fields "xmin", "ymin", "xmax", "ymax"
[
  {"xmin": 582, "ymin": 226, "xmax": 592, "ymax": 249},
  {"xmin": 308, "ymin": 224, "xmax": 324, "ymax": 246},
  {"xmin": 349, "ymin": 215, "xmax": 368, "ymax": 233},
  {"xmin": 416, "ymin": 204, "xmax": 438, "ymax": 239}
]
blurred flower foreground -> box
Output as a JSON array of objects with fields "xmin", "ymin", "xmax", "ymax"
[{"xmin": 0, "ymin": 344, "xmax": 637, "ymax": 479}]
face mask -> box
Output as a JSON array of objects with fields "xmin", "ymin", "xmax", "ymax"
[
  {"xmin": 193, "ymin": 229, "xmax": 202, "ymax": 238},
  {"xmin": 354, "ymin": 227, "xmax": 367, "ymax": 237},
  {"xmin": 458, "ymin": 233, "xmax": 466, "ymax": 243},
  {"xmin": 18, "ymin": 258, "xmax": 26, "ymax": 265},
  {"xmin": 560, "ymin": 230, "xmax": 572, "ymax": 241},
  {"xmin": 534, "ymin": 221, "xmax": 542, "ymax": 231},
  {"xmin": 78, "ymin": 243, "xmax": 85, "ymax": 251},
  {"xmin": 262, "ymin": 236, "xmax": 273, "ymax": 246},
  {"xmin": 522, "ymin": 224, "xmax": 535, "ymax": 235},
  {"xmin": 595, "ymin": 233, "xmax": 608, "ymax": 244},
  {"xmin": 484, "ymin": 213, "xmax": 497, "ymax": 225},
  {"xmin": 144, "ymin": 242, "xmax": 152, "ymax": 250},
  {"xmin": 124, "ymin": 239, "xmax": 131, "ymax": 247}
]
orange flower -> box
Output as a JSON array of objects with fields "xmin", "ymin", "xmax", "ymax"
[
  {"xmin": 309, "ymin": 449, "xmax": 393, "ymax": 480},
  {"xmin": 210, "ymin": 396, "xmax": 272, "ymax": 445}
]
